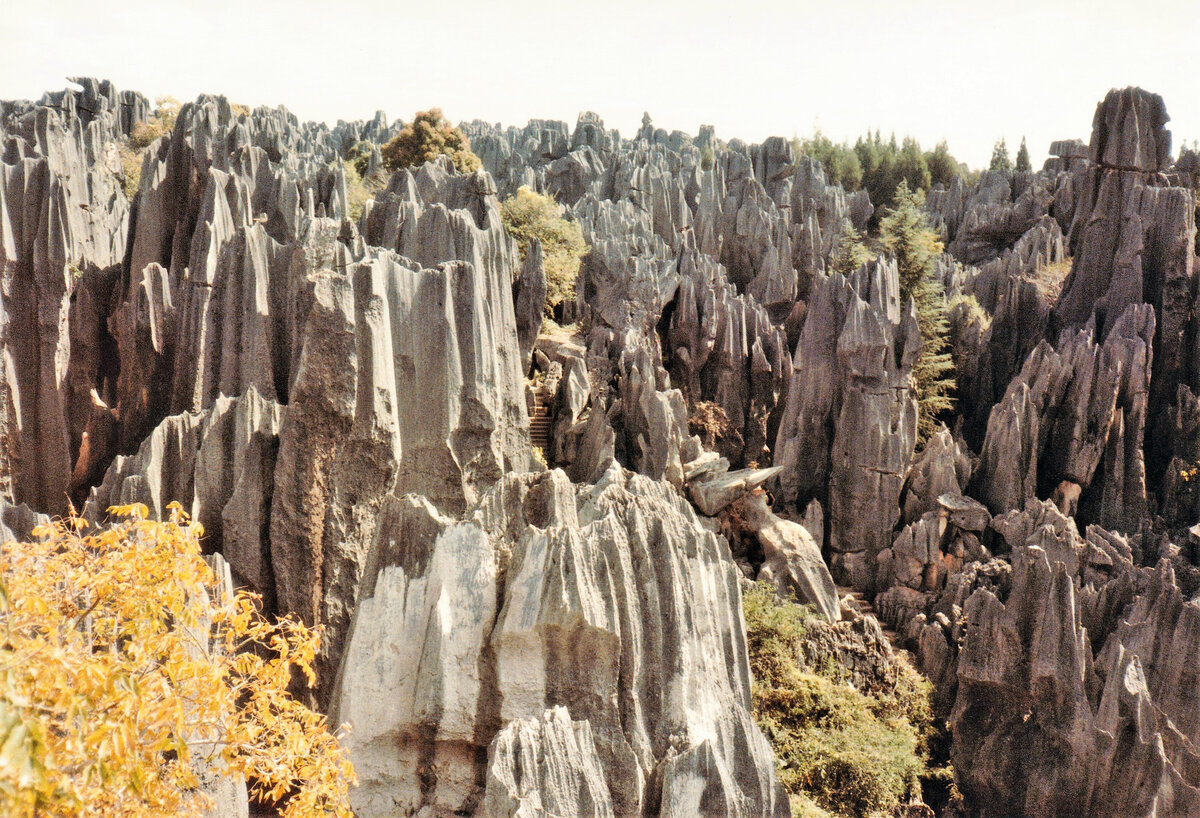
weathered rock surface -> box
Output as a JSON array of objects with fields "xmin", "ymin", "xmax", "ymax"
[
  {"xmin": 335, "ymin": 467, "xmax": 789, "ymax": 817},
  {"xmin": 773, "ymin": 258, "xmax": 919, "ymax": 591}
]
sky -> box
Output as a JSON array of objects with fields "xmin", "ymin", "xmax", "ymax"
[{"xmin": 2, "ymin": 0, "xmax": 1198, "ymax": 169}]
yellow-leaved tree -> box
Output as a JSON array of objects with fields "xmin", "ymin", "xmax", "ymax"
[{"xmin": 0, "ymin": 503, "xmax": 355, "ymax": 817}]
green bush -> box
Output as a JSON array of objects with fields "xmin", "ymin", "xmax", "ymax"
[
  {"xmin": 700, "ymin": 144, "xmax": 716, "ymax": 171},
  {"xmin": 128, "ymin": 96, "xmax": 179, "ymax": 150},
  {"xmin": 879, "ymin": 181, "xmax": 955, "ymax": 443},
  {"xmin": 345, "ymin": 140, "xmax": 373, "ymax": 178},
  {"xmin": 500, "ymin": 186, "xmax": 588, "ymax": 314},
  {"xmin": 119, "ymin": 145, "xmax": 142, "ymax": 199},
  {"xmin": 120, "ymin": 97, "xmax": 180, "ymax": 199},
  {"xmin": 381, "ymin": 109, "xmax": 481, "ymax": 174},
  {"xmin": 743, "ymin": 584, "xmax": 930, "ymax": 818},
  {"xmin": 792, "ymin": 131, "xmax": 863, "ymax": 192},
  {"xmin": 343, "ymin": 160, "xmax": 382, "ymax": 222}
]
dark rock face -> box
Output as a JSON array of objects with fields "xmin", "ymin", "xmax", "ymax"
[{"xmin": 774, "ymin": 258, "xmax": 919, "ymax": 591}]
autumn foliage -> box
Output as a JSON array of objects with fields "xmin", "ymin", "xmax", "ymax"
[{"xmin": 0, "ymin": 503, "xmax": 355, "ymax": 816}]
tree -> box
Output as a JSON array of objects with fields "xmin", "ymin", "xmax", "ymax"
[
  {"xmin": 0, "ymin": 504, "xmax": 355, "ymax": 817},
  {"xmin": 924, "ymin": 141, "xmax": 962, "ymax": 189},
  {"xmin": 896, "ymin": 136, "xmax": 932, "ymax": 195},
  {"xmin": 344, "ymin": 140, "xmax": 373, "ymax": 178},
  {"xmin": 879, "ymin": 181, "xmax": 955, "ymax": 442},
  {"xmin": 1015, "ymin": 137, "xmax": 1031, "ymax": 173},
  {"xmin": 500, "ymin": 186, "xmax": 588, "ymax": 315},
  {"xmin": 989, "ymin": 138, "xmax": 1013, "ymax": 174},
  {"xmin": 831, "ymin": 225, "xmax": 872, "ymax": 276},
  {"xmin": 793, "ymin": 129, "xmax": 863, "ymax": 192},
  {"xmin": 381, "ymin": 109, "xmax": 481, "ymax": 174}
]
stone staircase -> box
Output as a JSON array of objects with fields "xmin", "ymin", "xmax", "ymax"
[
  {"xmin": 836, "ymin": 583, "xmax": 907, "ymax": 656},
  {"xmin": 529, "ymin": 392, "xmax": 551, "ymax": 450}
]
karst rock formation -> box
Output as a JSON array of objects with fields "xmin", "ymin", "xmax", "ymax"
[{"xmin": 2, "ymin": 79, "xmax": 1199, "ymax": 816}]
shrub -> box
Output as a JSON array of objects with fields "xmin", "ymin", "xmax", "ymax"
[
  {"xmin": 121, "ymin": 96, "xmax": 180, "ymax": 199},
  {"xmin": 129, "ymin": 97, "xmax": 180, "ymax": 151},
  {"xmin": 700, "ymin": 144, "xmax": 716, "ymax": 171},
  {"xmin": 381, "ymin": 109, "xmax": 481, "ymax": 174},
  {"xmin": 743, "ymin": 584, "xmax": 929, "ymax": 818},
  {"xmin": 345, "ymin": 140, "xmax": 373, "ymax": 178},
  {"xmin": 119, "ymin": 145, "xmax": 142, "ymax": 199},
  {"xmin": 343, "ymin": 160, "xmax": 378, "ymax": 222},
  {"xmin": 500, "ymin": 186, "xmax": 588, "ymax": 314},
  {"xmin": 1028, "ymin": 256, "xmax": 1072, "ymax": 304},
  {"xmin": 948, "ymin": 292, "xmax": 989, "ymax": 323},
  {"xmin": 0, "ymin": 504, "xmax": 355, "ymax": 816},
  {"xmin": 880, "ymin": 181, "xmax": 955, "ymax": 443}
]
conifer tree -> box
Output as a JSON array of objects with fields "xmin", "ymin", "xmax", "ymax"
[
  {"xmin": 989, "ymin": 138, "xmax": 1013, "ymax": 173},
  {"xmin": 830, "ymin": 225, "xmax": 871, "ymax": 276},
  {"xmin": 1015, "ymin": 137, "xmax": 1032, "ymax": 173},
  {"xmin": 879, "ymin": 181, "xmax": 955, "ymax": 442}
]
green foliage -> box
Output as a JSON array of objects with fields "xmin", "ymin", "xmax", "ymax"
[
  {"xmin": 381, "ymin": 109, "xmax": 481, "ymax": 174},
  {"xmin": 743, "ymin": 584, "xmax": 929, "ymax": 818},
  {"xmin": 120, "ymin": 97, "xmax": 180, "ymax": 200},
  {"xmin": 830, "ymin": 226, "xmax": 872, "ymax": 276},
  {"xmin": 948, "ymin": 293, "xmax": 992, "ymax": 330},
  {"xmin": 879, "ymin": 182, "xmax": 955, "ymax": 442},
  {"xmin": 345, "ymin": 140, "xmax": 373, "ymax": 178},
  {"xmin": 788, "ymin": 130, "xmax": 973, "ymax": 222},
  {"xmin": 1015, "ymin": 137, "xmax": 1032, "ymax": 173},
  {"xmin": 793, "ymin": 130, "xmax": 863, "ymax": 192},
  {"xmin": 700, "ymin": 144, "xmax": 716, "ymax": 171},
  {"xmin": 989, "ymin": 138, "xmax": 1013, "ymax": 174},
  {"xmin": 119, "ymin": 146, "xmax": 142, "ymax": 199},
  {"xmin": 924, "ymin": 140, "xmax": 962, "ymax": 189},
  {"xmin": 500, "ymin": 186, "xmax": 588, "ymax": 314},
  {"xmin": 128, "ymin": 96, "xmax": 179, "ymax": 151},
  {"xmin": 342, "ymin": 160, "xmax": 380, "ymax": 223}
]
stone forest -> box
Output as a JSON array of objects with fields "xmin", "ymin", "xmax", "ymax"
[{"xmin": 1, "ymin": 78, "xmax": 1199, "ymax": 817}]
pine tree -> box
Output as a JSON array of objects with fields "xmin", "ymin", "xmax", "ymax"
[
  {"xmin": 1015, "ymin": 137, "xmax": 1031, "ymax": 173},
  {"xmin": 879, "ymin": 181, "xmax": 955, "ymax": 443},
  {"xmin": 830, "ymin": 225, "xmax": 871, "ymax": 276},
  {"xmin": 989, "ymin": 138, "xmax": 1013, "ymax": 174}
]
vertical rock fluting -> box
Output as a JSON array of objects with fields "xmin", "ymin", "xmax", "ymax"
[
  {"xmin": 334, "ymin": 467, "xmax": 789, "ymax": 818},
  {"xmin": 773, "ymin": 258, "xmax": 919, "ymax": 591}
]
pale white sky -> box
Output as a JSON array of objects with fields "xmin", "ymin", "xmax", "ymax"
[{"xmin": 2, "ymin": 0, "xmax": 1198, "ymax": 169}]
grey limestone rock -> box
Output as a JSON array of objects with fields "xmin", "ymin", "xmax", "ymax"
[{"xmin": 335, "ymin": 467, "xmax": 789, "ymax": 817}]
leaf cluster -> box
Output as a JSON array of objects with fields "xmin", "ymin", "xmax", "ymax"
[
  {"xmin": 0, "ymin": 504, "xmax": 355, "ymax": 817},
  {"xmin": 381, "ymin": 108, "xmax": 481, "ymax": 174},
  {"xmin": 879, "ymin": 181, "xmax": 956, "ymax": 443},
  {"xmin": 120, "ymin": 97, "xmax": 180, "ymax": 200},
  {"xmin": 743, "ymin": 584, "xmax": 930, "ymax": 818},
  {"xmin": 989, "ymin": 138, "xmax": 1014, "ymax": 174},
  {"xmin": 500, "ymin": 186, "xmax": 588, "ymax": 313}
]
